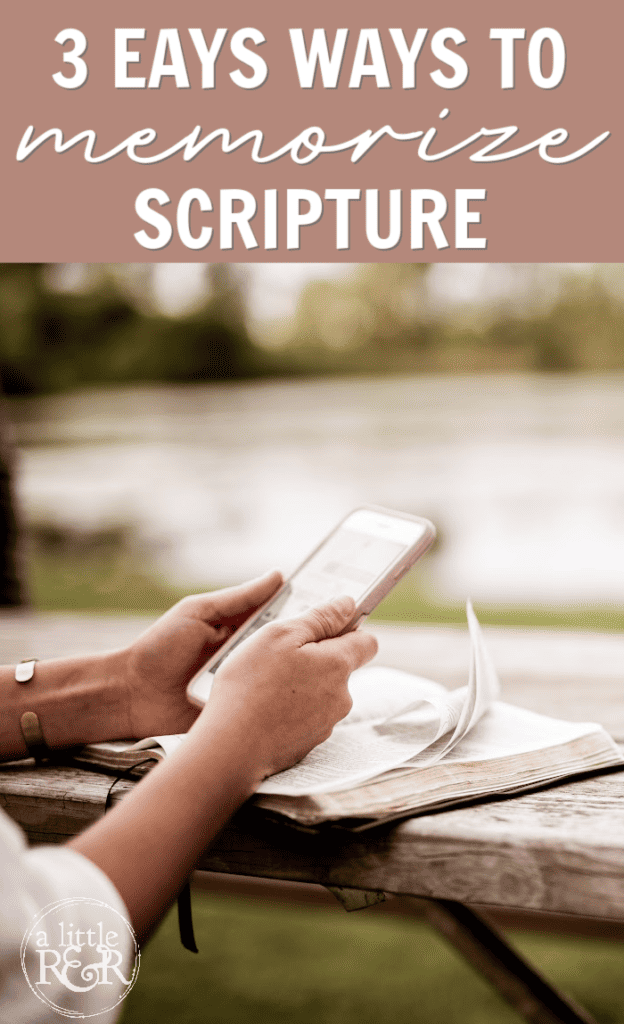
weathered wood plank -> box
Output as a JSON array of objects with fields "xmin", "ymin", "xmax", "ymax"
[
  {"xmin": 3, "ymin": 759, "xmax": 624, "ymax": 920},
  {"xmin": 0, "ymin": 763, "xmax": 132, "ymax": 841},
  {"xmin": 0, "ymin": 611, "xmax": 155, "ymax": 662},
  {"xmin": 196, "ymin": 771, "xmax": 624, "ymax": 920}
]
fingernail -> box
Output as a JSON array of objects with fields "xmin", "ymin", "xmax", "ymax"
[{"xmin": 333, "ymin": 596, "xmax": 355, "ymax": 616}]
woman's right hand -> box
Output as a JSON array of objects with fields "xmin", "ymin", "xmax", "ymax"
[
  {"xmin": 71, "ymin": 594, "xmax": 377, "ymax": 946},
  {"xmin": 196, "ymin": 595, "xmax": 378, "ymax": 784}
]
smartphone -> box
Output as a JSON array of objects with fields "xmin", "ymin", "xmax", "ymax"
[{"xmin": 187, "ymin": 506, "xmax": 436, "ymax": 706}]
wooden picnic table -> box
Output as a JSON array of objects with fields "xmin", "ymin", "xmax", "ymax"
[{"xmin": 1, "ymin": 611, "xmax": 624, "ymax": 1024}]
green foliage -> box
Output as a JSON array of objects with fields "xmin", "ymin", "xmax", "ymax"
[
  {"xmin": 28, "ymin": 543, "xmax": 188, "ymax": 613},
  {"xmin": 0, "ymin": 264, "xmax": 257, "ymax": 395},
  {"xmin": 272, "ymin": 265, "xmax": 624, "ymax": 376},
  {"xmin": 1, "ymin": 264, "xmax": 624, "ymax": 394},
  {"xmin": 120, "ymin": 893, "xmax": 624, "ymax": 1024},
  {"xmin": 371, "ymin": 574, "xmax": 624, "ymax": 632},
  {"xmin": 26, "ymin": 540, "xmax": 624, "ymax": 631},
  {"xmin": 0, "ymin": 396, "xmax": 28, "ymax": 605}
]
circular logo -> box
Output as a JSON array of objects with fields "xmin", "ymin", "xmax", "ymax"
[{"xmin": 21, "ymin": 897, "xmax": 140, "ymax": 1019}]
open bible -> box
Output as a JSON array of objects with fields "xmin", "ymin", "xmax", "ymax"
[{"xmin": 73, "ymin": 605, "xmax": 624, "ymax": 830}]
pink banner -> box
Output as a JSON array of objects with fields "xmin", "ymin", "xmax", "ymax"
[{"xmin": 1, "ymin": 0, "xmax": 621, "ymax": 261}]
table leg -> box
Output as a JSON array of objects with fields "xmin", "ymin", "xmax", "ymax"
[{"xmin": 418, "ymin": 898, "xmax": 599, "ymax": 1024}]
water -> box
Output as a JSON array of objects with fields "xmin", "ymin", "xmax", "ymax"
[{"xmin": 9, "ymin": 373, "xmax": 624, "ymax": 605}]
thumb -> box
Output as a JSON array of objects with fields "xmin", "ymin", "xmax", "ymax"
[
  {"xmin": 193, "ymin": 570, "xmax": 283, "ymax": 624},
  {"xmin": 290, "ymin": 596, "xmax": 357, "ymax": 645}
]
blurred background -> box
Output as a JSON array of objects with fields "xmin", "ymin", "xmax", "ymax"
[
  {"xmin": 1, "ymin": 261, "xmax": 624, "ymax": 627},
  {"xmin": 2, "ymin": 262, "xmax": 624, "ymax": 1023}
]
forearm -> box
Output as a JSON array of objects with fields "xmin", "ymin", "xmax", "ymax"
[
  {"xmin": 16, "ymin": 590, "xmax": 373, "ymax": 948},
  {"xmin": 69, "ymin": 715, "xmax": 260, "ymax": 945},
  {"xmin": 0, "ymin": 653, "xmax": 130, "ymax": 761}
]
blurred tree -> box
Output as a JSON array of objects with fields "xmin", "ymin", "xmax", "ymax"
[
  {"xmin": 353, "ymin": 264, "xmax": 434, "ymax": 359},
  {"xmin": 0, "ymin": 263, "xmax": 256, "ymax": 393},
  {"xmin": 277, "ymin": 264, "xmax": 434, "ymax": 373},
  {"xmin": 1, "ymin": 263, "xmax": 623, "ymax": 389},
  {"xmin": 0, "ymin": 263, "xmax": 45, "ymax": 394},
  {"xmin": 287, "ymin": 264, "xmax": 430, "ymax": 350},
  {"xmin": 0, "ymin": 396, "xmax": 27, "ymax": 606},
  {"xmin": 0, "ymin": 263, "xmax": 143, "ymax": 394},
  {"xmin": 151, "ymin": 264, "xmax": 255, "ymax": 381}
]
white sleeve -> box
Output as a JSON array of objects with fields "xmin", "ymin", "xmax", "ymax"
[{"xmin": 0, "ymin": 808, "xmax": 136, "ymax": 1024}]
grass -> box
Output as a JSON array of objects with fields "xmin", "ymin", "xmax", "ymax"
[
  {"xmin": 371, "ymin": 574, "xmax": 624, "ymax": 632},
  {"xmin": 28, "ymin": 548, "xmax": 190, "ymax": 614},
  {"xmin": 119, "ymin": 894, "xmax": 624, "ymax": 1024},
  {"xmin": 28, "ymin": 546, "xmax": 624, "ymax": 632}
]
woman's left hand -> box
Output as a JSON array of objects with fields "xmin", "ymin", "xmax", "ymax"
[{"xmin": 119, "ymin": 570, "xmax": 283, "ymax": 737}]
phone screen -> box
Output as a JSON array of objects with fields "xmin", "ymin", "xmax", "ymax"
[
  {"xmin": 204, "ymin": 510, "xmax": 426, "ymax": 676},
  {"xmin": 273, "ymin": 527, "xmax": 407, "ymax": 618}
]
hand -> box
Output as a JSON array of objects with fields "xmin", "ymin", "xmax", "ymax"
[
  {"xmin": 120, "ymin": 570, "xmax": 283, "ymax": 738},
  {"xmin": 198, "ymin": 595, "xmax": 378, "ymax": 782},
  {"xmin": 69, "ymin": 593, "xmax": 377, "ymax": 946}
]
